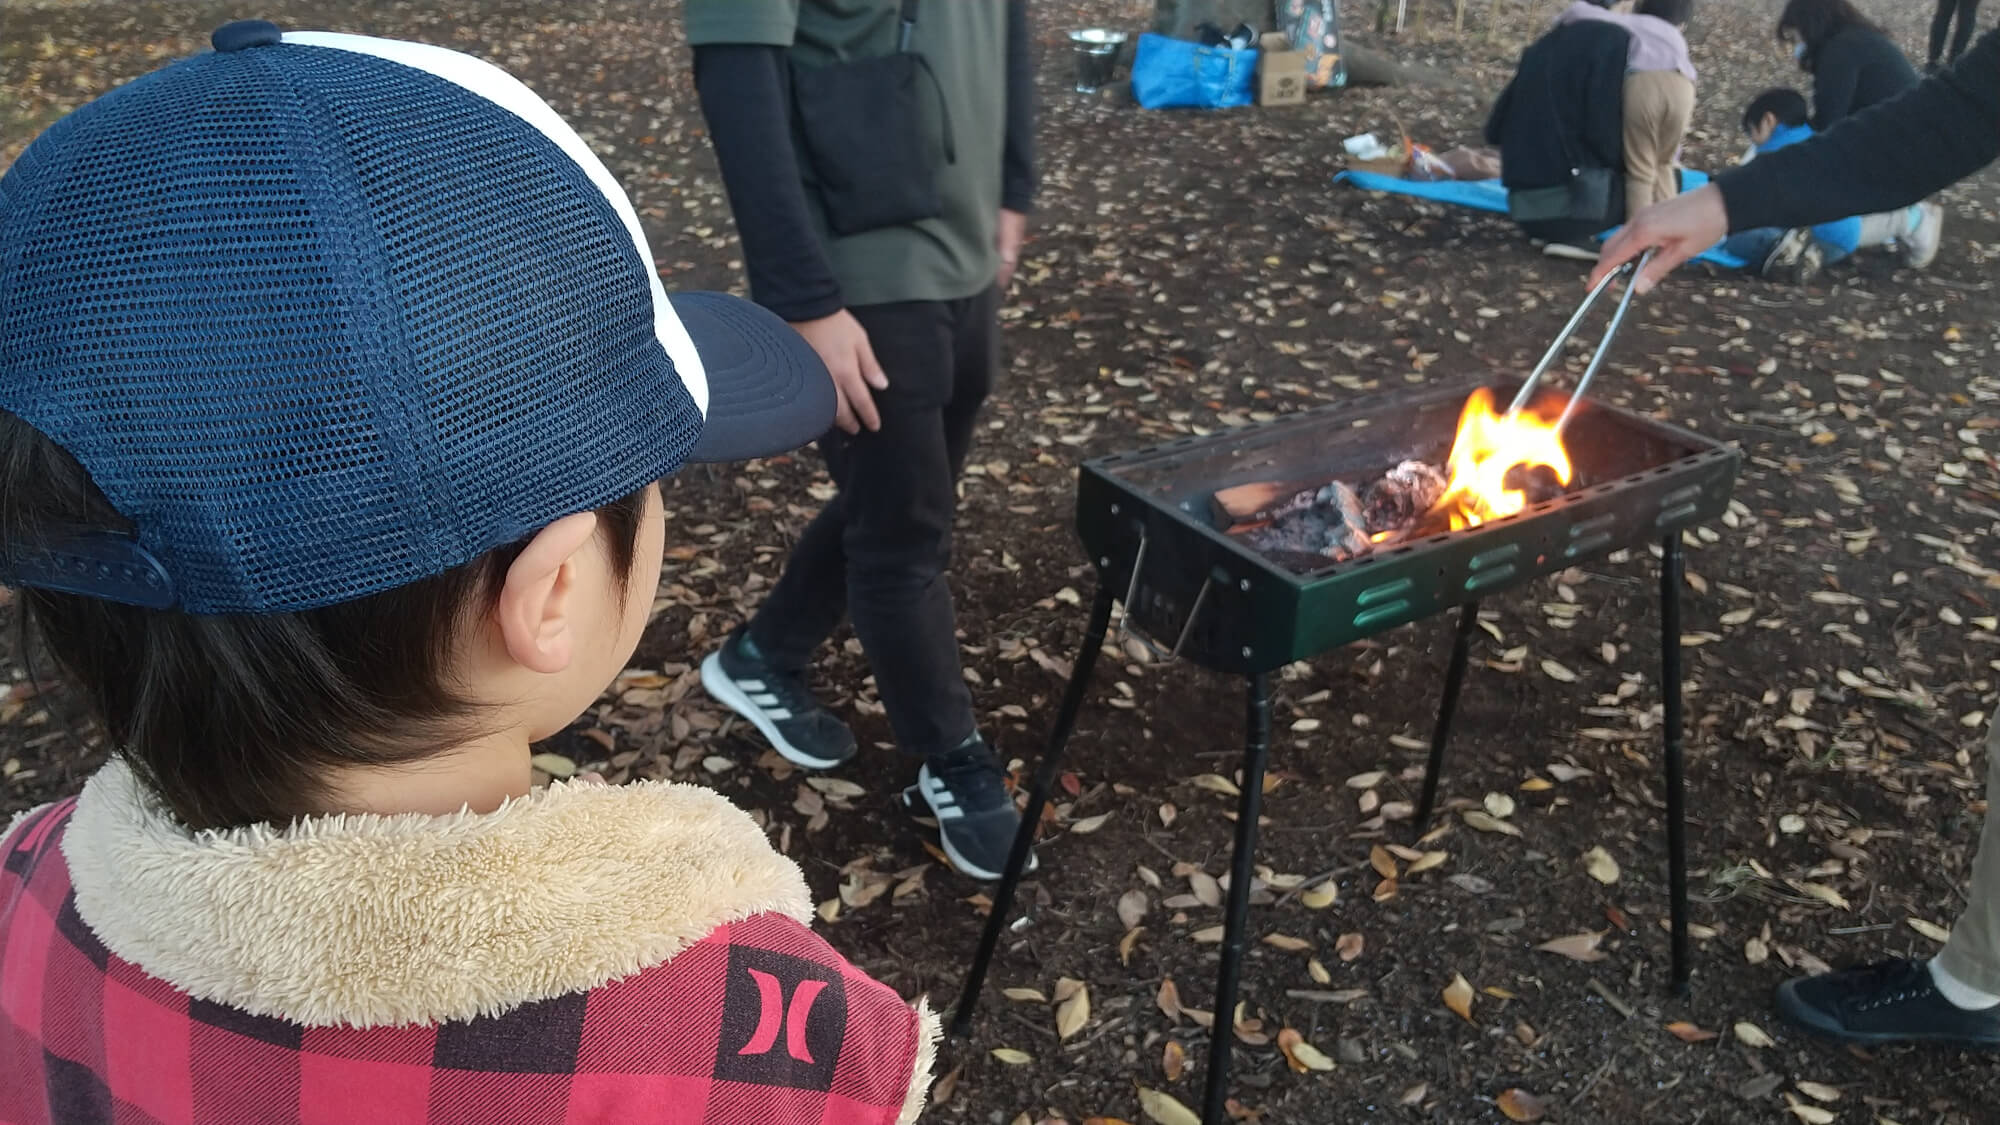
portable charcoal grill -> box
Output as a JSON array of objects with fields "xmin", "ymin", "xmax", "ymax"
[{"xmin": 950, "ymin": 374, "xmax": 1740, "ymax": 1123}]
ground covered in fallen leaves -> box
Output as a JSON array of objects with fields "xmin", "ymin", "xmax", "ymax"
[{"xmin": 5, "ymin": 1, "xmax": 2000, "ymax": 1122}]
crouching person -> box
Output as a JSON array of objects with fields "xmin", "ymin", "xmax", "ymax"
[
  {"xmin": 1724, "ymin": 87, "xmax": 1945, "ymax": 282},
  {"xmin": 0, "ymin": 23, "xmax": 935, "ymax": 1124}
]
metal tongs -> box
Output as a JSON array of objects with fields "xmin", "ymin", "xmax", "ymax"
[{"xmin": 1503, "ymin": 248, "xmax": 1656, "ymax": 435}]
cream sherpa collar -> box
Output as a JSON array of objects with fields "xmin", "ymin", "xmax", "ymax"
[{"xmin": 61, "ymin": 758, "xmax": 814, "ymax": 1029}]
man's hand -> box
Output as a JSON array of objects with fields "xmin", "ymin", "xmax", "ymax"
[
  {"xmin": 1591, "ymin": 183, "xmax": 1730, "ymax": 294},
  {"xmin": 790, "ymin": 310, "xmax": 887, "ymax": 434},
  {"xmin": 996, "ymin": 208, "xmax": 1028, "ymax": 290}
]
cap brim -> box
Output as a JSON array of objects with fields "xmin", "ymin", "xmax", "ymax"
[{"xmin": 672, "ymin": 292, "xmax": 836, "ymax": 463}]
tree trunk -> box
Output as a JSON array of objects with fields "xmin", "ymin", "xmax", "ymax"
[{"xmin": 1151, "ymin": 0, "xmax": 1277, "ymax": 39}]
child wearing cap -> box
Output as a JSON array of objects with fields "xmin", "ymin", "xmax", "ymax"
[{"xmin": 0, "ymin": 22, "xmax": 934, "ymax": 1125}]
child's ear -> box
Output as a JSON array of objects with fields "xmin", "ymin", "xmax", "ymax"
[{"xmin": 494, "ymin": 511, "xmax": 600, "ymax": 675}]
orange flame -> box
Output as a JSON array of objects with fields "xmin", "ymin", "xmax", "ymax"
[{"xmin": 1429, "ymin": 387, "xmax": 1573, "ymax": 529}]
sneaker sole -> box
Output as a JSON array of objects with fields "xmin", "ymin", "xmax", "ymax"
[
  {"xmin": 699, "ymin": 652, "xmax": 851, "ymax": 770},
  {"xmin": 903, "ymin": 782, "xmax": 1038, "ymax": 881},
  {"xmin": 1776, "ymin": 980, "xmax": 2000, "ymax": 1048}
]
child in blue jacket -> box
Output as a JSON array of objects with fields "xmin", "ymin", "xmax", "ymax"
[{"xmin": 1725, "ymin": 88, "xmax": 1943, "ymax": 282}]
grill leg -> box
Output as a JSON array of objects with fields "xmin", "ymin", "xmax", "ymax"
[
  {"xmin": 1660, "ymin": 535, "xmax": 1691, "ymax": 995},
  {"xmin": 950, "ymin": 584, "xmax": 1116, "ymax": 1037},
  {"xmin": 1412, "ymin": 600, "xmax": 1480, "ymax": 840},
  {"xmin": 1202, "ymin": 672, "xmax": 1273, "ymax": 1125}
]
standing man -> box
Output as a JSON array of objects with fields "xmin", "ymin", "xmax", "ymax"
[{"xmin": 685, "ymin": 1, "xmax": 1036, "ymax": 880}]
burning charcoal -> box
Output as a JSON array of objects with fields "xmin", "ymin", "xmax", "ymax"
[
  {"xmin": 1317, "ymin": 481, "xmax": 1373, "ymax": 559},
  {"xmin": 1361, "ymin": 460, "xmax": 1448, "ymax": 534},
  {"xmin": 1502, "ymin": 463, "xmax": 1567, "ymax": 506},
  {"xmin": 1212, "ymin": 480, "xmax": 1318, "ymax": 530}
]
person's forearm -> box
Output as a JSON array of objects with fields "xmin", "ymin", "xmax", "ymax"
[
  {"xmin": 1000, "ymin": 0, "xmax": 1037, "ymax": 213},
  {"xmin": 1717, "ymin": 29, "xmax": 2000, "ymax": 232},
  {"xmin": 692, "ymin": 44, "xmax": 844, "ymax": 322}
]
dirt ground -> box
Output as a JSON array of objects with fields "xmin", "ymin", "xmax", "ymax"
[{"xmin": 5, "ymin": 1, "xmax": 2000, "ymax": 1122}]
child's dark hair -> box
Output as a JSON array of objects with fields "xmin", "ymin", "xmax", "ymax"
[
  {"xmin": 1637, "ymin": 0, "xmax": 1693, "ymax": 27},
  {"xmin": 1743, "ymin": 88, "xmax": 1811, "ymax": 131},
  {"xmin": 1777, "ymin": 0, "xmax": 1880, "ymax": 54},
  {"xmin": 1, "ymin": 409, "xmax": 650, "ymax": 832}
]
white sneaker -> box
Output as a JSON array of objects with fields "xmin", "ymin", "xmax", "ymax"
[{"xmin": 1902, "ymin": 202, "xmax": 1943, "ymax": 270}]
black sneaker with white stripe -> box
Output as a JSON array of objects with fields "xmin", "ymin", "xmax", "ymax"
[
  {"xmin": 905, "ymin": 735, "xmax": 1035, "ymax": 881},
  {"xmin": 700, "ymin": 628, "xmax": 857, "ymax": 770}
]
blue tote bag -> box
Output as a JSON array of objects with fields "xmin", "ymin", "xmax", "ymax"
[{"xmin": 1131, "ymin": 33, "xmax": 1257, "ymax": 110}]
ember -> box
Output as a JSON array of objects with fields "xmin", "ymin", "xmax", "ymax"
[
  {"xmin": 1214, "ymin": 385, "xmax": 1581, "ymax": 570},
  {"xmin": 1224, "ymin": 461, "xmax": 1447, "ymax": 565}
]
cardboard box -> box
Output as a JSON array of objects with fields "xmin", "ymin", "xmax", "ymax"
[{"xmin": 1258, "ymin": 31, "xmax": 1306, "ymax": 107}]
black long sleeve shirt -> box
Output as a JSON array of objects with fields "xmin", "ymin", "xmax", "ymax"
[
  {"xmin": 1718, "ymin": 27, "xmax": 2000, "ymax": 232},
  {"xmin": 691, "ymin": 2, "xmax": 1036, "ymax": 323},
  {"xmin": 1806, "ymin": 25, "xmax": 1921, "ymax": 130}
]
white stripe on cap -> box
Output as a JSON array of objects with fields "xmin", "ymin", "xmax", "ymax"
[{"xmin": 278, "ymin": 31, "xmax": 709, "ymax": 418}]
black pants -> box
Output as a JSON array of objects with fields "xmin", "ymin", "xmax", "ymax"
[
  {"xmin": 1932, "ymin": 0, "xmax": 1982, "ymax": 64},
  {"xmin": 748, "ymin": 287, "xmax": 999, "ymax": 759}
]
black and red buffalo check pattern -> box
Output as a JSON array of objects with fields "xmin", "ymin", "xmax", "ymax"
[{"xmin": 0, "ymin": 802, "xmax": 924, "ymax": 1124}]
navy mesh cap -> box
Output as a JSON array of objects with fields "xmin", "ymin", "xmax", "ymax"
[{"xmin": 0, "ymin": 26, "xmax": 833, "ymax": 614}]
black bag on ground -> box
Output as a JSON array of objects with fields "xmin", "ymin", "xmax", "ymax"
[{"xmin": 789, "ymin": 0, "xmax": 957, "ymax": 237}]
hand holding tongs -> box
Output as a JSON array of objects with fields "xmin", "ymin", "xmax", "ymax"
[{"xmin": 1504, "ymin": 248, "xmax": 1656, "ymax": 436}]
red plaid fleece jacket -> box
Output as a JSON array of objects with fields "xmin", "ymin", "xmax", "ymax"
[{"xmin": 0, "ymin": 762, "xmax": 937, "ymax": 1124}]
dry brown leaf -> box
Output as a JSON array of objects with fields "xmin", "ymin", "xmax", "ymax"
[
  {"xmin": 529, "ymin": 752, "xmax": 577, "ymax": 778},
  {"xmin": 1583, "ymin": 846, "xmax": 1621, "ymax": 885},
  {"xmin": 1463, "ymin": 810, "xmax": 1523, "ymax": 837},
  {"xmin": 1535, "ymin": 931, "xmax": 1608, "ymax": 962},
  {"xmin": 1443, "ymin": 973, "xmax": 1475, "ymax": 1023},
  {"xmin": 1055, "ymin": 980, "xmax": 1091, "ymax": 1040},
  {"xmin": 1908, "ymin": 916, "xmax": 1951, "ymax": 943},
  {"xmin": 1189, "ymin": 871, "xmax": 1222, "ymax": 908},
  {"xmin": 1263, "ymin": 933, "xmax": 1312, "ymax": 952},
  {"xmin": 1497, "ymin": 1088, "xmax": 1547, "ymax": 1122},
  {"xmin": 1407, "ymin": 850, "xmax": 1449, "ymax": 875},
  {"xmin": 1346, "ymin": 770, "xmax": 1388, "ymax": 789},
  {"xmin": 1399, "ymin": 1084, "xmax": 1428, "ymax": 1107},
  {"xmin": 1275, "ymin": 1027, "xmax": 1337, "ymax": 1073},
  {"xmin": 1369, "ymin": 845, "xmax": 1399, "ymax": 879},
  {"xmin": 990, "ymin": 1047, "xmax": 1033, "ymax": 1065},
  {"xmin": 1483, "ymin": 792, "xmax": 1517, "ymax": 819},
  {"xmin": 1372, "ymin": 877, "xmax": 1399, "ymax": 902},
  {"xmin": 1191, "ymin": 774, "xmax": 1241, "ymax": 797},
  {"xmin": 1336, "ymin": 933, "xmax": 1365, "ymax": 962},
  {"xmin": 1157, "ymin": 978, "xmax": 1183, "ymax": 1023},
  {"xmin": 1137, "ymin": 1088, "xmax": 1202, "ymax": 1125},
  {"xmin": 1665, "ymin": 1021, "xmax": 1719, "ymax": 1043},
  {"xmin": 1119, "ymin": 927, "xmax": 1145, "ymax": 966},
  {"xmin": 1070, "ymin": 812, "xmax": 1112, "ymax": 834},
  {"xmin": 1003, "ymin": 987, "xmax": 1047, "ymax": 1003},
  {"xmin": 1519, "ymin": 777, "xmax": 1555, "ymax": 792},
  {"xmin": 1162, "ymin": 1039, "xmax": 1186, "ymax": 1082},
  {"xmin": 1540, "ymin": 659, "xmax": 1578, "ymax": 683},
  {"xmin": 1784, "ymin": 1102, "xmax": 1835, "ymax": 1125},
  {"xmin": 1118, "ymin": 890, "xmax": 1149, "ymax": 931},
  {"xmin": 1794, "ymin": 882, "xmax": 1851, "ymax": 910},
  {"xmin": 930, "ymin": 1063, "xmax": 963, "ymax": 1106},
  {"xmin": 1734, "ymin": 1021, "xmax": 1775, "ymax": 1048},
  {"xmin": 1192, "ymin": 925, "xmax": 1225, "ymax": 943},
  {"xmin": 1301, "ymin": 881, "xmax": 1338, "ymax": 909},
  {"xmin": 1795, "ymin": 1081, "xmax": 1841, "ymax": 1103}
]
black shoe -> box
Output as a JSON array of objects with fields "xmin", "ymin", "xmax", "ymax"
[
  {"xmin": 1777, "ymin": 959, "xmax": 2000, "ymax": 1048},
  {"xmin": 905, "ymin": 736, "xmax": 1036, "ymax": 881},
  {"xmin": 1760, "ymin": 227, "xmax": 1822, "ymax": 285},
  {"xmin": 700, "ymin": 628, "xmax": 857, "ymax": 770}
]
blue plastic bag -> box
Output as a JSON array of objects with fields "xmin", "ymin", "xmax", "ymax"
[{"xmin": 1131, "ymin": 33, "xmax": 1257, "ymax": 110}]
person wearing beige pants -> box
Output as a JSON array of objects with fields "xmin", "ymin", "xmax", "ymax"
[{"xmin": 1622, "ymin": 69, "xmax": 1696, "ymax": 217}]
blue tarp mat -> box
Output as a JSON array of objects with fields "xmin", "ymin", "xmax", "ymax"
[{"xmin": 1334, "ymin": 169, "xmax": 1746, "ymax": 269}]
